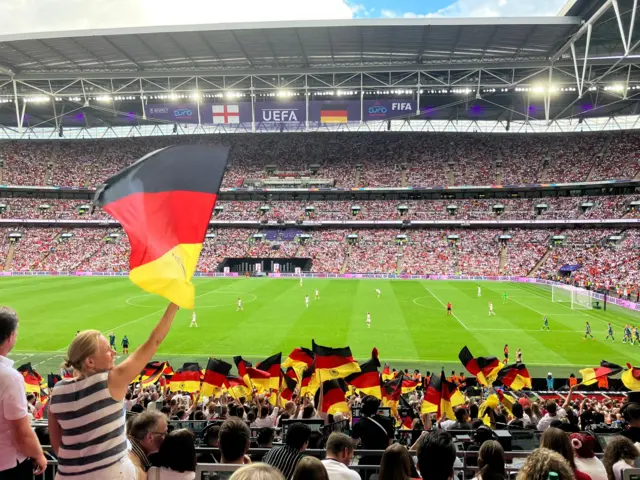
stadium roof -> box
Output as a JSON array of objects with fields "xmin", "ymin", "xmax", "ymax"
[{"xmin": 0, "ymin": 17, "xmax": 584, "ymax": 77}]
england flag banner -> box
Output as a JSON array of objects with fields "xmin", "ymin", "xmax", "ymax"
[{"xmin": 212, "ymin": 104, "xmax": 240, "ymax": 124}]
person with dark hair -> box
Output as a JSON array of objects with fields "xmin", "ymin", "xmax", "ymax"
[
  {"xmin": 621, "ymin": 392, "xmax": 640, "ymax": 443},
  {"xmin": 291, "ymin": 457, "xmax": 329, "ymax": 480},
  {"xmin": 263, "ymin": 422, "xmax": 310, "ymax": 479},
  {"xmin": 127, "ymin": 411, "xmax": 169, "ymax": 478},
  {"xmin": 219, "ymin": 418, "xmax": 251, "ymax": 465},
  {"xmin": 508, "ymin": 403, "xmax": 531, "ymax": 428},
  {"xmin": 602, "ymin": 436, "xmax": 639, "ymax": 480},
  {"xmin": 416, "ymin": 430, "xmax": 457, "ymax": 480},
  {"xmin": 540, "ymin": 427, "xmax": 591, "ymax": 480},
  {"xmin": 251, "ymin": 428, "xmax": 276, "ymax": 463},
  {"xmin": 146, "ymin": 429, "xmax": 196, "ymax": 479},
  {"xmin": 0, "ymin": 307, "xmax": 48, "ymax": 478},
  {"xmin": 439, "ymin": 407, "xmax": 470, "ymax": 430},
  {"xmin": 352, "ymin": 395, "xmax": 394, "ymax": 469},
  {"xmin": 377, "ymin": 443, "xmax": 417, "ymax": 480},
  {"xmin": 197, "ymin": 424, "xmax": 221, "ymax": 464},
  {"xmin": 322, "ymin": 432, "xmax": 359, "ymax": 480},
  {"xmin": 537, "ymin": 400, "xmax": 567, "ymax": 431},
  {"xmin": 472, "ymin": 440, "xmax": 506, "ymax": 480}
]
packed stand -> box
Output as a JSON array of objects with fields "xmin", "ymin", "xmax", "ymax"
[
  {"xmin": 297, "ymin": 230, "xmax": 347, "ymax": 273},
  {"xmin": 502, "ymin": 229, "xmax": 550, "ymax": 276},
  {"xmin": 544, "ymin": 134, "xmax": 606, "ymax": 183},
  {"xmin": 500, "ymin": 135, "xmax": 550, "ymax": 184},
  {"xmin": 591, "ymin": 131, "xmax": 640, "ymax": 181},
  {"xmin": 345, "ymin": 229, "xmax": 399, "ymax": 273}
]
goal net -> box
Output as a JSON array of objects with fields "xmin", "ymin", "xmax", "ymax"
[{"xmin": 551, "ymin": 284, "xmax": 592, "ymax": 309}]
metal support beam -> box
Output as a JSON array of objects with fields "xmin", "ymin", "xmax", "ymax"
[
  {"xmin": 612, "ymin": 0, "xmax": 629, "ymax": 54},
  {"xmin": 12, "ymin": 78, "xmax": 21, "ymax": 133},
  {"xmin": 570, "ymin": 23, "xmax": 592, "ymax": 95},
  {"xmin": 545, "ymin": 67, "xmax": 553, "ymax": 123}
]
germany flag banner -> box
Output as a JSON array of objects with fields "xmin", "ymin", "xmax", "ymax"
[
  {"xmin": 622, "ymin": 363, "xmax": 640, "ymax": 391},
  {"xmin": 280, "ymin": 368, "xmax": 298, "ymax": 401},
  {"xmin": 381, "ymin": 364, "xmax": 395, "ymax": 381},
  {"xmin": 381, "ymin": 376, "xmax": 402, "ymax": 413},
  {"xmin": 300, "ymin": 363, "xmax": 321, "ymax": 397},
  {"xmin": 17, "ymin": 363, "xmax": 42, "ymax": 396},
  {"xmin": 458, "ymin": 346, "xmax": 502, "ymax": 386},
  {"xmin": 282, "ymin": 348, "xmax": 315, "ymax": 377},
  {"xmin": 314, "ymin": 379, "xmax": 350, "ymax": 415},
  {"xmin": 401, "ymin": 375, "xmax": 420, "ymax": 395},
  {"xmin": 497, "ymin": 363, "xmax": 532, "ymax": 391},
  {"xmin": 133, "ymin": 361, "xmax": 167, "ymax": 386},
  {"xmin": 169, "ymin": 363, "xmax": 202, "ymax": 393},
  {"xmin": 201, "ymin": 358, "xmax": 232, "ymax": 398},
  {"xmin": 312, "ymin": 340, "xmax": 360, "ymax": 381},
  {"xmin": 93, "ymin": 145, "xmax": 229, "ymax": 309},
  {"xmin": 580, "ymin": 361, "xmax": 623, "ymax": 386},
  {"xmin": 257, "ymin": 353, "xmax": 282, "ymax": 391},
  {"xmin": 345, "ymin": 349, "xmax": 382, "ymax": 399},
  {"xmin": 421, "ymin": 371, "xmax": 465, "ymax": 419},
  {"xmin": 225, "ymin": 375, "xmax": 251, "ymax": 399}
]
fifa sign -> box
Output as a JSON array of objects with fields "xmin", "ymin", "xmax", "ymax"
[{"xmin": 392, "ymin": 103, "xmax": 413, "ymax": 111}]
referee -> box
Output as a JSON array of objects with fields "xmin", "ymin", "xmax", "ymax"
[{"xmin": 0, "ymin": 307, "xmax": 47, "ymax": 478}]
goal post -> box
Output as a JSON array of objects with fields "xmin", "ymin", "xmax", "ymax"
[
  {"xmin": 571, "ymin": 286, "xmax": 593, "ymax": 310},
  {"xmin": 551, "ymin": 284, "xmax": 593, "ymax": 309}
]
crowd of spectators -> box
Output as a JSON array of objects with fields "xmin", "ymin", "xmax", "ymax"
[
  {"xmin": 0, "ymin": 226, "xmax": 638, "ymax": 288},
  {"xmin": 3, "ymin": 131, "xmax": 640, "ymax": 189}
]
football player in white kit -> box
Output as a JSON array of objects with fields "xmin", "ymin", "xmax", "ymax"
[
  {"xmin": 366, "ymin": 312, "xmax": 371, "ymax": 328},
  {"xmin": 190, "ymin": 311, "xmax": 198, "ymax": 328},
  {"xmin": 237, "ymin": 297, "xmax": 243, "ymax": 312},
  {"xmin": 315, "ymin": 289, "xmax": 319, "ymax": 300},
  {"xmin": 376, "ymin": 289, "xmax": 381, "ymax": 298},
  {"xmin": 305, "ymin": 295, "xmax": 309, "ymax": 308},
  {"xmin": 477, "ymin": 286, "xmax": 482, "ymax": 297},
  {"xmin": 488, "ymin": 301, "xmax": 496, "ymax": 315}
]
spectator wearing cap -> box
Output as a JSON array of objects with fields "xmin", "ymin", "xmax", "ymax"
[
  {"xmin": 321, "ymin": 433, "xmax": 359, "ymax": 480},
  {"xmin": 263, "ymin": 422, "xmax": 310, "ymax": 479},
  {"xmin": 571, "ymin": 433, "xmax": 607, "ymax": 480}
]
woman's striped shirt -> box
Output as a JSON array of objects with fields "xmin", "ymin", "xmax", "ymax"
[{"xmin": 49, "ymin": 371, "xmax": 127, "ymax": 476}]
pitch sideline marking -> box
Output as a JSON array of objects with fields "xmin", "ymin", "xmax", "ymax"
[{"xmin": 423, "ymin": 285, "xmax": 469, "ymax": 330}]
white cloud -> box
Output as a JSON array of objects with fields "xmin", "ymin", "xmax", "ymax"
[
  {"xmin": 382, "ymin": 0, "xmax": 567, "ymax": 19},
  {"xmin": 0, "ymin": 0, "xmax": 355, "ymax": 35}
]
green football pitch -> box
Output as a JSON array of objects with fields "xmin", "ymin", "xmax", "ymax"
[{"xmin": 5, "ymin": 276, "xmax": 640, "ymax": 379}]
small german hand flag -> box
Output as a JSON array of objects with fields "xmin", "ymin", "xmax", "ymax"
[
  {"xmin": 312, "ymin": 340, "xmax": 360, "ymax": 381},
  {"xmin": 18, "ymin": 363, "xmax": 43, "ymax": 396},
  {"xmin": 300, "ymin": 362, "xmax": 320, "ymax": 397},
  {"xmin": 280, "ymin": 367, "xmax": 298, "ymax": 401},
  {"xmin": 458, "ymin": 346, "xmax": 502, "ymax": 386},
  {"xmin": 225, "ymin": 375, "xmax": 251, "ymax": 399},
  {"xmin": 257, "ymin": 353, "xmax": 282, "ymax": 391},
  {"xmin": 282, "ymin": 347, "xmax": 315, "ymax": 381},
  {"xmin": 422, "ymin": 371, "xmax": 465, "ymax": 419},
  {"xmin": 134, "ymin": 361, "xmax": 167, "ymax": 386},
  {"xmin": 579, "ymin": 361, "xmax": 623, "ymax": 386},
  {"xmin": 93, "ymin": 145, "xmax": 229, "ymax": 309},
  {"xmin": 346, "ymin": 348, "xmax": 382, "ymax": 399},
  {"xmin": 497, "ymin": 363, "xmax": 532, "ymax": 391}
]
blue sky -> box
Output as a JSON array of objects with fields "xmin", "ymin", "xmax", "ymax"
[{"xmin": 0, "ymin": 0, "xmax": 569, "ymax": 35}]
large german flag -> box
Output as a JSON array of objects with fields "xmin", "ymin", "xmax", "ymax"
[
  {"xmin": 497, "ymin": 363, "xmax": 532, "ymax": 391},
  {"xmin": 312, "ymin": 340, "xmax": 360, "ymax": 381},
  {"xmin": 257, "ymin": 353, "xmax": 282, "ymax": 391},
  {"xmin": 283, "ymin": 347, "xmax": 315, "ymax": 382},
  {"xmin": 381, "ymin": 364, "xmax": 395, "ymax": 381},
  {"xmin": 381, "ymin": 376, "xmax": 402, "ymax": 413},
  {"xmin": 346, "ymin": 349, "xmax": 382, "ymax": 399},
  {"xmin": 280, "ymin": 367, "xmax": 298, "ymax": 401},
  {"xmin": 421, "ymin": 371, "xmax": 465, "ymax": 419},
  {"xmin": 623, "ymin": 363, "xmax": 640, "ymax": 391},
  {"xmin": 300, "ymin": 363, "xmax": 320, "ymax": 397},
  {"xmin": 169, "ymin": 363, "xmax": 202, "ymax": 393},
  {"xmin": 401, "ymin": 375, "xmax": 420, "ymax": 394},
  {"xmin": 133, "ymin": 361, "xmax": 166, "ymax": 386},
  {"xmin": 314, "ymin": 379, "xmax": 350, "ymax": 415},
  {"xmin": 17, "ymin": 363, "xmax": 42, "ymax": 396},
  {"xmin": 579, "ymin": 361, "xmax": 623, "ymax": 386},
  {"xmin": 225, "ymin": 375, "xmax": 251, "ymax": 399},
  {"xmin": 320, "ymin": 105, "xmax": 348, "ymax": 124},
  {"xmin": 93, "ymin": 145, "xmax": 229, "ymax": 309},
  {"xmin": 235, "ymin": 356, "xmax": 272, "ymax": 393},
  {"xmin": 458, "ymin": 346, "xmax": 502, "ymax": 386},
  {"xmin": 201, "ymin": 358, "xmax": 232, "ymax": 398}
]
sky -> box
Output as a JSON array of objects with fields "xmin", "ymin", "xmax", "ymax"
[{"xmin": 0, "ymin": 0, "xmax": 569, "ymax": 35}]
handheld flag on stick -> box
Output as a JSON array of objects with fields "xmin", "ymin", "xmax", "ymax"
[
  {"xmin": 93, "ymin": 145, "xmax": 229, "ymax": 309},
  {"xmin": 169, "ymin": 363, "xmax": 202, "ymax": 393},
  {"xmin": 579, "ymin": 361, "xmax": 623, "ymax": 386},
  {"xmin": 280, "ymin": 368, "xmax": 298, "ymax": 401},
  {"xmin": 257, "ymin": 353, "xmax": 282, "ymax": 391},
  {"xmin": 458, "ymin": 346, "xmax": 502, "ymax": 386},
  {"xmin": 497, "ymin": 363, "xmax": 532, "ymax": 391},
  {"xmin": 133, "ymin": 361, "xmax": 167, "ymax": 386},
  {"xmin": 622, "ymin": 363, "xmax": 640, "ymax": 391},
  {"xmin": 421, "ymin": 371, "xmax": 465, "ymax": 419},
  {"xmin": 282, "ymin": 347, "xmax": 315, "ymax": 382},
  {"xmin": 201, "ymin": 358, "xmax": 232, "ymax": 398},
  {"xmin": 18, "ymin": 363, "xmax": 43, "ymax": 396},
  {"xmin": 314, "ymin": 379, "xmax": 350, "ymax": 415},
  {"xmin": 312, "ymin": 340, "xmax": 360, "ymax": 381},
  {"xmin": 345, "ymin": 348, "xmax": 382, "ymax": 399}
]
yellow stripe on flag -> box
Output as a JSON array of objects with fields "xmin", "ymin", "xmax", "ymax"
[{"xmin": 130, "ymin": 243, "xmax": 202, "ymax": 309}]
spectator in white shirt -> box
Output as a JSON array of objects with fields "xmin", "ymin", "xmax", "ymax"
[
  {"xmin": 538, "ymin": 400, "xmax": 567, "ymax": 431},
  {"xmin": 253, "ymin": 401, "xmax": 279, "ymax": 429},
  {"xmin": 0, "ymin": 307, "xmax": 48, "ymax": 478},
  {"xmin": 321, "ymin": 433, "xmax": 360, "ymax": 480}
]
